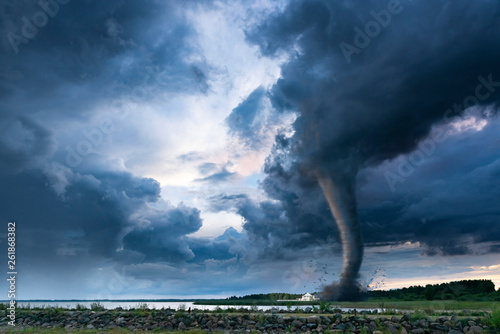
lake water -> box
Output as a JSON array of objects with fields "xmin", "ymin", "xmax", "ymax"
[{"xmin": 14, "ymin": 301, "xmax": 380, "ymax": 312}]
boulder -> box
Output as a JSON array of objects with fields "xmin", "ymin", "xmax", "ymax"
[
  {"xmin": 178, "ymin": 322, "xmax": 186, "ymax": 330},
  {"xmin": 387, "ymin": 324, "xmax": 399, "ymax": 334},
  {"xmin": 466, "ymin": 326, "xmax": 483, "ymax": 334},
  {"xmin": 307, "ymin": 316, "xmax": 317, "ymax": 323},
  {"xmin": 335, "ymin": 323, "xmax": 346, "ymax": 330}
]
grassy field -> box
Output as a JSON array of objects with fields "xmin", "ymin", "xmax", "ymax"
[
  {"xmin": 194, "ymin": 299, "xmax": 499, "ymax": 311},
  {"xmin": 3, "ymin": 330, "xmax": 210, "ymax": 334},
  {"xmin": 332, "ymin": 300, "xmax": 499, "ymax": 311}
]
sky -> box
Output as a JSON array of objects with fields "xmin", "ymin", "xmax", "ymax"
[{"xmin": 0, "ymin": 0, "xmax": 499, "ymax": 300}]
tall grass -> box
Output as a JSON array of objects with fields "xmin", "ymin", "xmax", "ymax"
[
  {"xmin": 485, "ymin": 309, "xmax": 500, "ymax": 330},
  {"xmin": 90, "ymin": 302, "xmax": 105, "ymax": 311}
]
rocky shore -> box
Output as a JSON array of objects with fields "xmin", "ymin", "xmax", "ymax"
[{"xmin": 1, "ymin": 308, "xmax": 497, "ymax": 333}]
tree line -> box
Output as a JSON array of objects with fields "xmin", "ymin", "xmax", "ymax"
[
  {"xmin": 227, "ymin": 293, "xmax": 304, "ymax": 301},
  {"xmin": 226, "ymin": 280, "xmax": 499, "ymax": 301},
  {"xmin": 369, "ymin": 279, "xmax": 499, "ymax": 301}
]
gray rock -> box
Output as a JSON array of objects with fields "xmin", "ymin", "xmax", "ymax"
[
  {"xmin": 432, "ymin": 323, "xmax": 449, "ymax": 331},
  {"xmin": 335, "ymin": 323, "xmax": 346, "ymax": 330},
  {"xmin": 304, "ymin": 307, "xmax": 313, "ymax": 313},
  {"xmin": 368, "ymin": 321, "xmax": 378, "ymax": 332},
  {"xmin": 86, "ymin": 324, "xmax": 95, "ymax": 329},
  {"xmin": 411, "ymin": 329, "xmax": 425, "ymax": 334},
  {"xmin": 447, "ymin": 330, "xmax": 463, "ymax": 334},
  {"xmin": 387, "ymin": 324, "xmax": 399, "ymax": 334},
  {"xmin": 467, "ymin": 326, "xmax": 483, "ymax": 334},
  {"xmin": 307, "ymin": 316, "xmax": 317, "ymax": 323}
]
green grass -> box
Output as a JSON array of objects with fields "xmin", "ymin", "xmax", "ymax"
[
  {"xmin": 193, "ymin": 299, "xmax": 321, "ymax": 306},
  {"xmin": 195, "ymin": 299, "xmax": 500, "ymax": 311},
  {"xmin": 194, "ymin": 299, "xmax": 498, "ymax": 311},
  {"xmin": 3, "ymin": 329, "xmax": 212, "ymax": 333},
  {"xmin": 485, "ymin": 308, "xmax": 500, "ymax": 330},
  {"xmin": 324, "ymin": 300, "xmax": 499, "ymax": 311}
]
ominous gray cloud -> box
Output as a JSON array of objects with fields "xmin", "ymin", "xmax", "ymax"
[
  {"xmin": 358, "ymin": 116, "xmax": 500, "ymax": 256},
  {"xmin": 122, "ymin": 204, "xmax": 203, "ymax": 263},
  {"xmin": 0, "ymin": 0, "xmax": 245, "ymax": 299},
  {"xmin": 2, "ymin": 0, "xmax": 500, "ymax": 299},
  {"xmin": 221, "ymin": 0, "xmax": 500, "ymax": 299},
  {"xmin": 226, "ymin": 87, "xmax": 267, "ymax": 148},
  {"xmin": 0, "ymin": 116, "xmax": 55, "ymax": 173}
]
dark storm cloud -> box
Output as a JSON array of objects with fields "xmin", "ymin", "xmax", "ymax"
[
  {"xmin": 226, "ymin": 86, "xmax": 267, "ymax": 148},
  {"xmin": 248, "ymin": 0, "xmax": 500, "ymax": 168},
  {"xmin": 122, "ymin": 204, "xmax": 203, "ymax": 263},
  {"xmin": 188, "ymin": 227, "xmax": 246, "ymax": 263},
  {"xmin": 0, "ymin": 6, "xmax": 213, "ymax": 234},
  {"xmin": 489, "ymin": 244, "xmax": 500, "ymax": 254},
  {"xmin": 0, "ymin": 169, "xmax": 150, "ymax": 263},
  {"xmin": 0, "ymin": 115, "xmax": 55, "ymax": 173},
  {"xmin": 357, "ymin": 116, "xmax": 500, "ymax": 255},
  {"xmin": 206, "ymin": 193, "xmax": 248, "ymax": 212},
  {"xmin": 207, "ymin": 182, "xmax": 337, "ymax": 259},
  {"xmin": 0, "ymin": 1, "xmax": 251, "ymax": 297},
  {"xmin": 0, "ymin": 0, "xmax": 210, "ymax": 120},
  {"xmin": 0, "ymin": 163, "xmax": 216, "ymax": 286},
  {"xmin": 230, "ymin": 0, "xmax": 500, "ymax": 293}
]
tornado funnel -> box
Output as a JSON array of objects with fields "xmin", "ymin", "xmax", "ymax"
[{"xmin": 316, "ymin": 170, "xmax": 364, "ymax": 300}]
